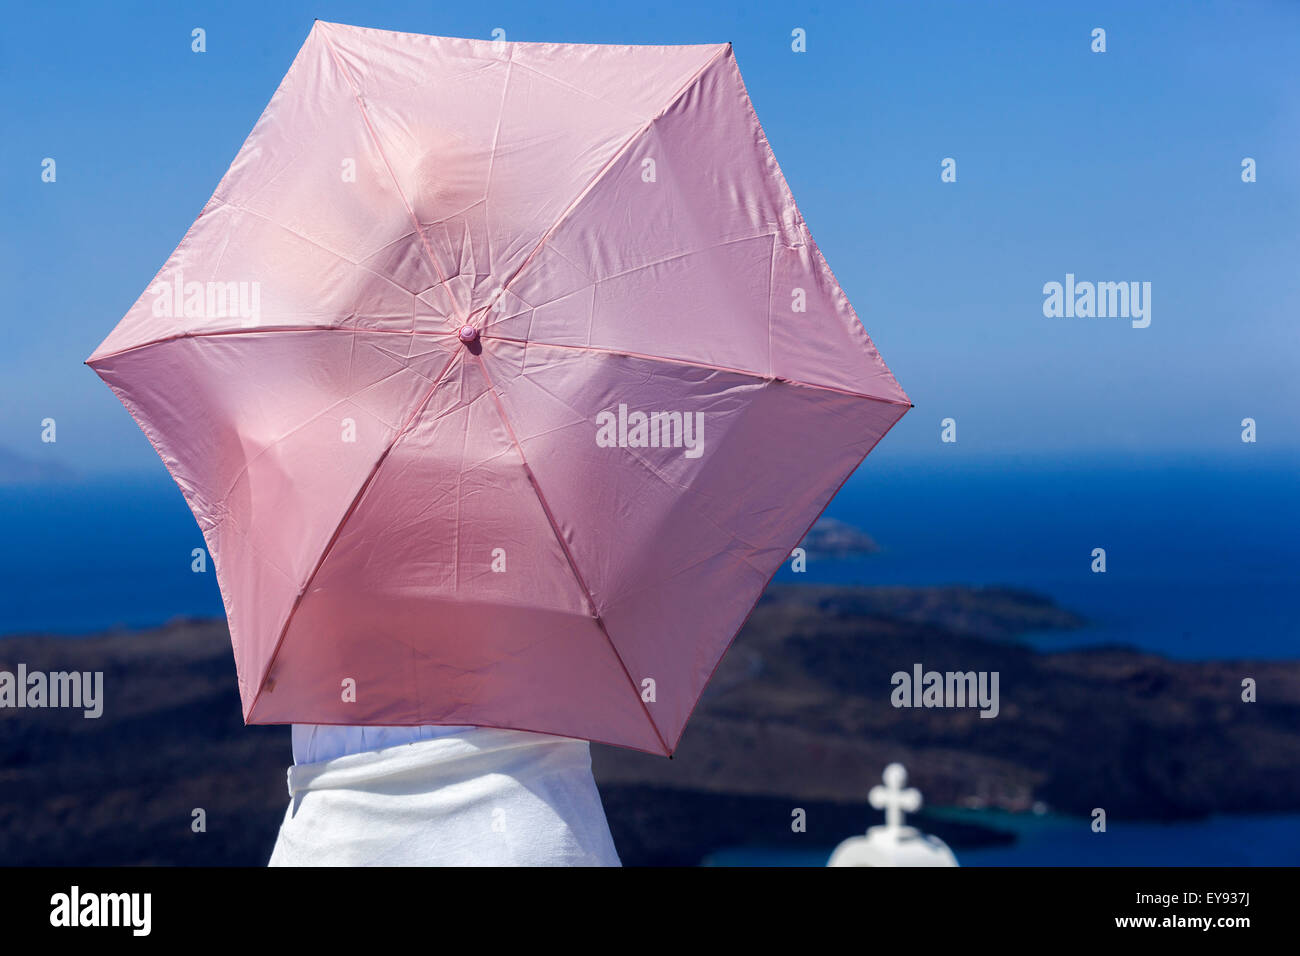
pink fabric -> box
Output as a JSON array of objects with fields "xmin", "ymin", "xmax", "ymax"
[{"xmin": 87, "ymin": 21, "xmax": 909, "ymax": 755}]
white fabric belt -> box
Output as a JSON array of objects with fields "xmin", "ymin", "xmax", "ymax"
[{"xmin": 269, "ymin": 727, "xmax": 621, "ymax": 866}]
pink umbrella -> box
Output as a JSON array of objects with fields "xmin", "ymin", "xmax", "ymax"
[{"xmin": 87, "ymin": 21, "xmax": 909, "ymax": 755}]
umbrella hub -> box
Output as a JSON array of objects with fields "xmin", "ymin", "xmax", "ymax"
[{"xmin": 457, "ymin": 324, "xmax": 480, "ymax": 345}]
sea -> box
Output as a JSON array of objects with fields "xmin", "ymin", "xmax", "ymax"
[
  {"xmin": 704, "ymin": 812, "xmax": 1300, "ymax": 867},
  {"xmin": 776, "ymin": 451, "xmax": 1300, "ymax": 661},
  {"xmin": 2, "ymin": 452, "xmax": 1297, "ymax": 864}
]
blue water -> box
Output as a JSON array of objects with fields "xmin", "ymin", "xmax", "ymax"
[
  {"xmin": 703, "ymin": 811, "xmax": 1300, "ymax": 867},
  {"xmin": 2, "ymin": 453, "xmax": 1298, "ymax": 661},
  {"xmin": 0, "ymin": 475, "xmax": 226, "ymax": 633},
  {"xmin": 777, "ymin": 452, "xmax": 1300, "ymax": 660},
  {"xmin": 2, "ymin": 455, "xmax": 1297, "ymax": 866}
]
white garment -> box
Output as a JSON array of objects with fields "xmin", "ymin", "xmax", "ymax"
[{"xmin": 268, "ymin": 724, "xmax": 621, "ymax": 866}]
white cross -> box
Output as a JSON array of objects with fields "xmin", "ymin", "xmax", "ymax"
[{"xmin": 869, "ymin": 762, "xmax": 921, "ymax": 832}]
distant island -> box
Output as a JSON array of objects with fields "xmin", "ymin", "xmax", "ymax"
[
  {"xmin": 2, "ymin": 584, "xmax": 1297, "ymax": 865},
  {"xmin": 798, "ymin": 517, "xmax": 880, "ymax": 556}
]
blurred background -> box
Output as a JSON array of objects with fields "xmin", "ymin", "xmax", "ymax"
[{"xmin": 1, "ymin": 0, "xmax": 1298, "ymax": 865}]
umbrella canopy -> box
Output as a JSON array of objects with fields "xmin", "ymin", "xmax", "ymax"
[{"xmin": 87, "ymin": 21, "xmax": 910, "ymax": 755}]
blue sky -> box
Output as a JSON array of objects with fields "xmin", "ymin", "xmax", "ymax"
[{"xmin": 3, "ymin": 0, "xmax": 1298, "ymax": 476}]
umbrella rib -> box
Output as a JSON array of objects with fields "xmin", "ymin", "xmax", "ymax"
[
  {"xmin": 665, "ymin": 399, "xmax": 910, "ymax": 753},
  {"xmin": 87, "ymin": 325, "xmax": 459, "ymax": 365},
  {"xmin": 85, "ymin": 194, "xmax": 451, "ymax": 364},
  {"xmin": 471, "ymin": 351, "xmax": 673, "ymax": 756},
  {"xmin": 483, "ymin": 334, "xmax": 913, "ymax": 407},
  {"xmin": 488, "ymin": 363, "xmax": 775, "ymax": 581},
  {"xmin": 318, "ymin": 22, "xmax": 465, "ymax": 326},
  {"xmin": 246, "ymin": 347, "xmax": 463, "ymax": 720},
  {"xmin": 474, "ymin": 44, "xmax": 732, "ymax": 323},
  {"xmin": 213, "ymin": 352, "xmax": 426, "ymax": 505},
  {"xmin": 214, "ymin": 197, "xmax": 429, "ymax": 302}
]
